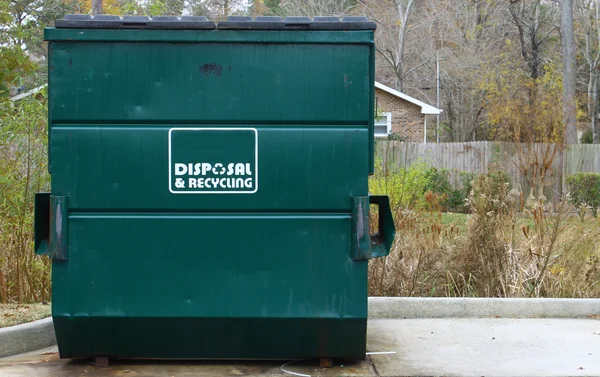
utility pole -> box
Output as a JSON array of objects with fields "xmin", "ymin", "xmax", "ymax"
[
  {"xmin": 434, "ymin": 17, "xmax": 441, "ymax": 143},
  {"xmin": 436, "ymin": 51, "xmax": 441, "ymax": 143},
  {"xmin": 594, "ymin": 67, "xmax": 599, "ymax": 143},
  {"xmin": 560, "ymin": 0, "xmax": 578, "ymax": 144}
]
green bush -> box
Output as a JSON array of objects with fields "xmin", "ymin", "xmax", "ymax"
[
  {"xmin": 423, "ymin": 168, "xmax": 477, "ymax": 212},
  {"xmin": 370, "ymin": 161, "xmax": 477, "ymax": 212},
  {"xmin": 423, "ymin": 168, "xmax": 452, "ymax": 198},
  {"xmin": 370, "ymin": 160, "xmax": 435, "ymax": 210},
  {"xmin": 448, "ymin": 171, "xmax": 476, "ymax": 212},
  {"xmin": 580, "ymin": 129, "xmax": 593, "ymax": 144},
  {"xmin": 566, "ymin": 173, "xmax": 600, "ymax": 216}
]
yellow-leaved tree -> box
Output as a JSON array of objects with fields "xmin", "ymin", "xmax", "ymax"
[
  {"xmin": 64, "ymin": 0, "xmax": 122, "ymax": 15},
  {"xmin": 481, "ymin": 62, "xmax": 565, "ymax": 199}
]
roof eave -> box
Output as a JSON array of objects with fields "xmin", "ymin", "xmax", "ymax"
[
  {"xmin": 375, "ymin": 81, "xmax": 442, "ymax": 115},
  {"xmin": 421, "ymin": 107, "xmax": 442, "ymax": 115}
]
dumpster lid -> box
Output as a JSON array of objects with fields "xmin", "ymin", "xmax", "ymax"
[
  {"xmin": 54, "ymin": 15, "xmax": 376, "ymax": 31},
  {"xmin": 218, "ymin": 16, "xmax": 376, "ymax": 30},
  {"xmin": 55, "ymin": 15, "xmax": 216, "ymax": 30}
]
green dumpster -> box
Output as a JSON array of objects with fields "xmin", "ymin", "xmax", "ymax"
[{"xmin": 36, "ymin": 15, "xmax": 395, "ymax": 361}]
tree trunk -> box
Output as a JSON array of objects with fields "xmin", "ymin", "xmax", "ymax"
[
  {"xmin": 589, "ymin": 68, "xmax": 595, "ymax": 140},
  {"xmin": 392, "ymin": 0, "xmax": 414, "ymax": 92},
  {"xmin": 531, "ymin": 3, "xmax": 540, "ymax": 79},
  {"xmin": 396, "ymin": 62, "xmax": 403, "ymax": 92},
  {"xmin": 593, "ymin": 73, "xmax": 599, "ymax": 143},
  {"xmin": 92, "ymin": 0, "xmax": 103, "ymax": 15},
  {"xmin": 560, "ymin": 0, "xmax": 578, "ymax": 144}
]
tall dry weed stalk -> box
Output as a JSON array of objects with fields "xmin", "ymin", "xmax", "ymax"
[
  {"xmin": 446, "ymin": 173, "xmax": 600, "ymax": 298},
  {"xmin": 522, "ymin": 194, "xmax": 600, "ymax": 297},
  {"xmin": 369, "ymin": 195, "xmax": 460, "ymax": 297},
  {"xmin": 453, "ymin": 172, "xmax": 517, "ymax": 297}
]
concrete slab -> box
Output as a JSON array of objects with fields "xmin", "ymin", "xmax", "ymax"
[
  {"xmin": 368, "ymin": 297, "xmax": 600, "ymax": 319},
  {"xmin": 3, "ymin": 298, "xmax": 598, "ymax": 358},
  {"xmin": 1, "ymin": 318, "xmax": 599, "ymax": 377},
  {"xmin": 0, "ymin": 317, "xmax": 56, "ymax": 358},
  {"xmin": 0, "ymin": 346, "xmax": 375, "ymax": 377},
  {"xmin": 367, "ymin": 318, "xmax": 600, "ymax": 377}
]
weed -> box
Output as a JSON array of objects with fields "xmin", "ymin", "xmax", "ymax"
[
  {"xmin": 368, "ymin": 163, "xmax": 600, "ymax": 298},
  {"xmin": 0, "ymin": 92, "xmax": 50, "ymax": 303}
]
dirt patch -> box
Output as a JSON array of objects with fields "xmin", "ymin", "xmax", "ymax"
[{"xmin": 0, "ymin": 303, "xmax": 51, "ymax": 328}]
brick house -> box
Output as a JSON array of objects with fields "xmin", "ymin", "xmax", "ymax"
[{"xmin": 375, "ymin": 81, "xmax": 442, "ymax": 142}]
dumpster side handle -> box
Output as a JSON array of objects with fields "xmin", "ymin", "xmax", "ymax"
[
  {"xmin": 34, "ymin": 193, "xmax": 68, "ymax": 261},
  {"xmin": 369, "ymin": 195, "xmax": 395, "ymax": 258},
  {"xmin": 351, "ymin": 195, "xmax": 396, "ymax": 260},
  {"xmin": 34, "ymin": 192, "xmax": 51, "ymax": 256}
]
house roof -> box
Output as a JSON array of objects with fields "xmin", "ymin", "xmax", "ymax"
[
  {"xmin": 9, "ymin": 84, "xmax": 47, "ymax": 102},
  {"xmin": 375, "ymin": 81, "xmax": 442, "ymax": 115}
]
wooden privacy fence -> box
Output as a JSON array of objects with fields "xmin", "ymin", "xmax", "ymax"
[{"xmin": 375, "ymin": 141, "xmax": 600, "ymax": 200}]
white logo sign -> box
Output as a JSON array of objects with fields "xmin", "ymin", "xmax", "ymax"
[{"xmin": 168, "ymin": 128, "xmax": 258, "ymax": 194}]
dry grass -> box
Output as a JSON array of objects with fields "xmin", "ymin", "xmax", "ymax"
[
  {"xmin": 369, "ymin": 170, "xmax": 600, "ymax": 298},
  {"xmin": 0, "ymin": 303, "xmax": 51, "ymax": 328},
  {"xmin": 369, "ymin": 209, "xmax": 463, "ymax": 297}
]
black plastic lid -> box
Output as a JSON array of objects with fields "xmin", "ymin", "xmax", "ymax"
[
  {"xmin": 54, "ymin": 14, "xmax": 376, "ymax": 31},
  {"xmin": 55, "ymin": 15, "xmax": 216, "ymax": 30},
  {"xmin": 218, "ymin": 16, "xmax": 376, "ymax": 30}
]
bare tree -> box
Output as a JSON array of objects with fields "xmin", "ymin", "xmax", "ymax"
[
  {"xmin": 280, "ymin": 0, "xmax": 356, "ymax": 16},
  {"xmin": 435, "ymin": 0, "xmax": 511, "ymax": 141},
  {"xmin": 508, "ymin": 0, "xmax": 558, "ymax": 80},
  {"xmin": 560, "ymin": 0, "xmax": 578, "ymax": 144},
  {"xmin": 191, "ymin": 0, "xmax": 247, "ymax": 18},
  {"xmin": 576, "ymin": 0, "xmax": 600, "ymax": 143},
  {"xmin": 364, "ymin": 0, "xmax": 416, "ymax": 91}
]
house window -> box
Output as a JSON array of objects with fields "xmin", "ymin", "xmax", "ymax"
[{"xmin": 375, "ymin": 112, "xmax": 392, "ymax": 137}]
